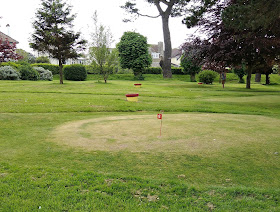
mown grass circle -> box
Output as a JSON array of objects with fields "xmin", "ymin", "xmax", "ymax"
[{"xmin": 51, "ymin": 113, "xmax": 280, "ymax": 154}]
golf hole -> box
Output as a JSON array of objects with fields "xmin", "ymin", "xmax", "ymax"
[{"xmin": 50, "ymin": 113, "xmax": 279, "ymax": 153}]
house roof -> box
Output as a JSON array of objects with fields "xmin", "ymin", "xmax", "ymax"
[
  {"xmin": 0, "ymin": 31, "xmax": 19, "ymax": 44},
  {"xmin": 171, "ymin": 48, "xmax": 182, "ymax": 58},
  {"xmin": 150, "ymin": 44, "xmax": 160, "ymax": 53}
]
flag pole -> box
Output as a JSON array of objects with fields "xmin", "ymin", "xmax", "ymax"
[{"xmin": 159, "ymin": 110, "xmax": 164, "ymax": 137}]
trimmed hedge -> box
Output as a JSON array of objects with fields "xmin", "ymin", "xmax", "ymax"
[
  {"xmin": 171, "ymin": 67, "xmax": 184, "ymax": 75},
  {"xmin": 31, "ymin": 63, "xmax": 60, "ymax": 75},
  {"xmin": 0, "ymin": 62, "xmax": 21, "ymax": 70},
  {"xmin": 143, "ymin": 67, "xmax": 162, "ymax": 74},
  {"xmin": 63, "ymin": 64, "xmax": 87, "ymax": 81}
]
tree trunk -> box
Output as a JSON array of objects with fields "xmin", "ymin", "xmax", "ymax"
[
  {"xmin": 190, "ymin": 74, "xmax": 196, "ymax": 82},
  {"xmin": 59, "ymin": 59, "xmax": 63, "ymax": 84},
  {"xmin": 255, "ymin": 72, "xmax": 261, "ymax": 82},
  {"xmin": 265, "ymin": 73, "xmax": 270, "ymax": 85},
  {"xmin": 246, "ymin": 65, "xmax": 252, "ymax": 89},
  {"xmin": 161, "ymin": 15, "xmax": 172, "ymax": 78}
]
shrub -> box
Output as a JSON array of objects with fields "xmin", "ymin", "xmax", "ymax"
[
  {"xmin": 31, "ymin": 63, "xmax": 60, "ymax": 75},
  {"xmin": 171, "ymin": 67, "xmax": 184, "ymax": 75},
  {"xmin": 33, "ymin": 66, "xmax": 53, "ymax": 81},
  {"xmin": 143, "ymin": 67, "xmax": 162, "ymax": 74},
  {"xmin": 0, "ymin": 66, "xmax": 20, "ymax": 80},
  {"xmin": 63, "ymin": 64, "xmax": 87, "ymax": 81},
  {"xmin": 35, "ymin": 56, "xmax": 50, "ymax": 64},
  {"xmin": 233, "ymin": 67, "xmax": 246, "ymax": 83},
  {"xmin": 19, "ymin": 65, "xmax": 39, "ymax": 81},
  {"xmin": 198, "ymin": 70, "xmax": 218, "ymax": 84}
]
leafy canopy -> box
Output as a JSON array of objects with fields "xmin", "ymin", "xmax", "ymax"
[{"xmin": 117, "ymin": 31, "xmax": 152, "ymax": 76}]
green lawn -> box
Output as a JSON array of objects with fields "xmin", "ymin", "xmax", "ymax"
[{"xmin": 0, "ymin": 74, "xmax": 280, "ymax": 211}]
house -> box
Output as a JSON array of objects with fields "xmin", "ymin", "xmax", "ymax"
[
  {"xmin": 149, "ymin": 42, "xmax": 164, "ymax": 67},
  {"xmin": 149, "ymin": 41, "xmax": 182, "ymax": 67},
  {"xmin": 35, "ymin": 51, "xmax": 89, "ymax": 65},
  {"xmin": 171, "ymin": 48, "xmax": 182, "ymax": 67},
  {"xmin": 0, "ymin": 31, "xmax": 19, "ymax": 44}
]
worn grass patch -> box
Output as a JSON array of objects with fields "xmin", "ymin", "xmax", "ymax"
[{"xmin": 51, "ymin": 113, "xmax": 280, "ymax": 154}]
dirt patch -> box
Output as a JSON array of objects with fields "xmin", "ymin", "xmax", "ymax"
[{"xmin": 49, "ymin": 113, "xmax": 280, "ymax": 153}]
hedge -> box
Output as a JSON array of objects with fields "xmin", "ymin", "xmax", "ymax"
[
  {"xmin": 143, "ymin": 67, "xmax": 162, "ymax": 74},
  {"xmin": 31, "ymin": 63, "xmax": 60, "ymax": 75},
  {"xmin": 171, "ymin": 67, "xmax": 184, "ymax": 75},
  {"xmin": 63, "ymin": 64, "xmax": 87, "ymax": 81}
]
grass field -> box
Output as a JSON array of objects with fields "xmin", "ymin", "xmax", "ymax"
[{"xmin": 0, "ymin": 73, "xmax": 280, "ymax": 211}]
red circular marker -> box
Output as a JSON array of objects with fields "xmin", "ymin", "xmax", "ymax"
[{"xmin": 126, "ymin": 94, "xmax": 139, "ymax": 97}]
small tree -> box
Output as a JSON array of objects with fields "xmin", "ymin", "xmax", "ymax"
[
  {"xmin": 0, "ymin": 39, "xmax": 22, "ymax": 62},
  {"xmin": 89, "ymin": 11, "xmax": 117, "ymax": 83},
  {"xmin": 30, "ymin": 0, "xmax": 86, "ymax": 84},
  {"xmin": 181, "ymin": 38, "xmax": 207, "ymax": 81},
  {"xmin": 117, "ymin": 31, "xmax": 152, "ymax": 80},
  {"xmin": 233, "ymin": 66, "xmax": 246, "ymax": 83},
  {"xmin": 180, "ymin": 56, "xmax": 201, "ymax": 82}
]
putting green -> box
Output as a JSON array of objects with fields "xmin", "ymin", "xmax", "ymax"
[{"xmin": 50, "ymin": 113, "xmax": 280, "ymax": 153}]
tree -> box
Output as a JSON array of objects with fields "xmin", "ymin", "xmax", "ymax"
[
  {"xmin": 17, "ymin": 49, "xmax": 36, "ymax": 64},
  {"xmin": 117, "ymin": 31, "xmax": 152, "ymax": 79},
  {"xmin": 0, "ymin": 39, "xmax": 22, "ymax": 62},
  {"xmin": 180, "ymin": 38, "xmax": 208, "ymax": 81},
  {"xmin": 188, "ymin": 0, "xmax": 280, "ymax": 89},
  {"xmin": 89, "ymin": 11, "xmax": 117, "ymax": 83},
  {"xmin": 30, "ymin": 0, "xmax": 86, "ymax": 84},
  {"xmin": 121, "ymin": 0, "xmax": 215, "ymax": 79}
]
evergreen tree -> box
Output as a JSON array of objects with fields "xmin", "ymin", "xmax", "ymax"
[{"xmin": 30, "ymin": 0, "xmax": 86, "ymax": 84}]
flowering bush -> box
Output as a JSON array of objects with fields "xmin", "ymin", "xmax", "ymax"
[
  {"xmin": 0, "ymin": 66, "xmax": 20, "ymax": 80},
  {"xmin": 33, "ymin": 66, "xmax": 53, "ymax": 81}
]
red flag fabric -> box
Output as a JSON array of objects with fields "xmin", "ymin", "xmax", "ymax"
[{"xmin": 157, "ymin": 114, "xmax": 162, "ymax": 119}]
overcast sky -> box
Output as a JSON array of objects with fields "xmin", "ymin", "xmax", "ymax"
[{"xmin": 0, "ymin": 0, "xmax": 196, "ymax": 54}]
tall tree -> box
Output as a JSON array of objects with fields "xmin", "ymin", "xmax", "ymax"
[
  {"xmin": 30, "ymin": 0, "xmax": 86, "ymax": 84},
  {"xmin": 121, "ymin": 0, "xmax": 214, "ymax": 78},
  {"xmin": 89, "ymin": 11, "xmax": 117, "ymax": 83},
  {"xmin": 0, "ymin": 39, "xmax": 22, "ymax": 62},
  {"xmin": 117, "ymin": 31, "xmax": 152, "ymax": 79}
]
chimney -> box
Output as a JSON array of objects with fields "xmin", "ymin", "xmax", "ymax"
[
  {"xmin": 6, "ymin": 24, "xmax": 10, "ymax": 36},
  {"xmin": 158, "ymin": 42, "xmax": 164, "ymax": 57}
]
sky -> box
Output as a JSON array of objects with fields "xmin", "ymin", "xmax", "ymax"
[{"xmin": 0, "ymin": 0, "xmax": 196, "ymax": 54}]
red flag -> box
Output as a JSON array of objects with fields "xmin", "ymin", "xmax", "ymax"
[{"xmin": 157, "ymin": 114, "xmax": 162, "ymax": 119}]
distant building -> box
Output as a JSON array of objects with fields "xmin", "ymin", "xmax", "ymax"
[
  {"xmin": 0, "ymin": 31, "xmax": 18, "ymax": 44},
  {"xmin": 149, "ymin": 41, "xmax": 182, "ymax": 67},
  {"xmin": 171, "ymin": 48, "xmax": 182, "ymax": 67},
  {"xmin": 149, "ymin": 42, "xmax": 164, "ymax": 67},
  {"xmin": 35, "ymin": 51, "xmax": 89, "ymax": 65}
]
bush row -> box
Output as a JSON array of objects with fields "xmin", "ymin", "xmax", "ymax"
[{"xmin": 0, "ymin": 65, "xmax": 53, "ymax": 81}]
